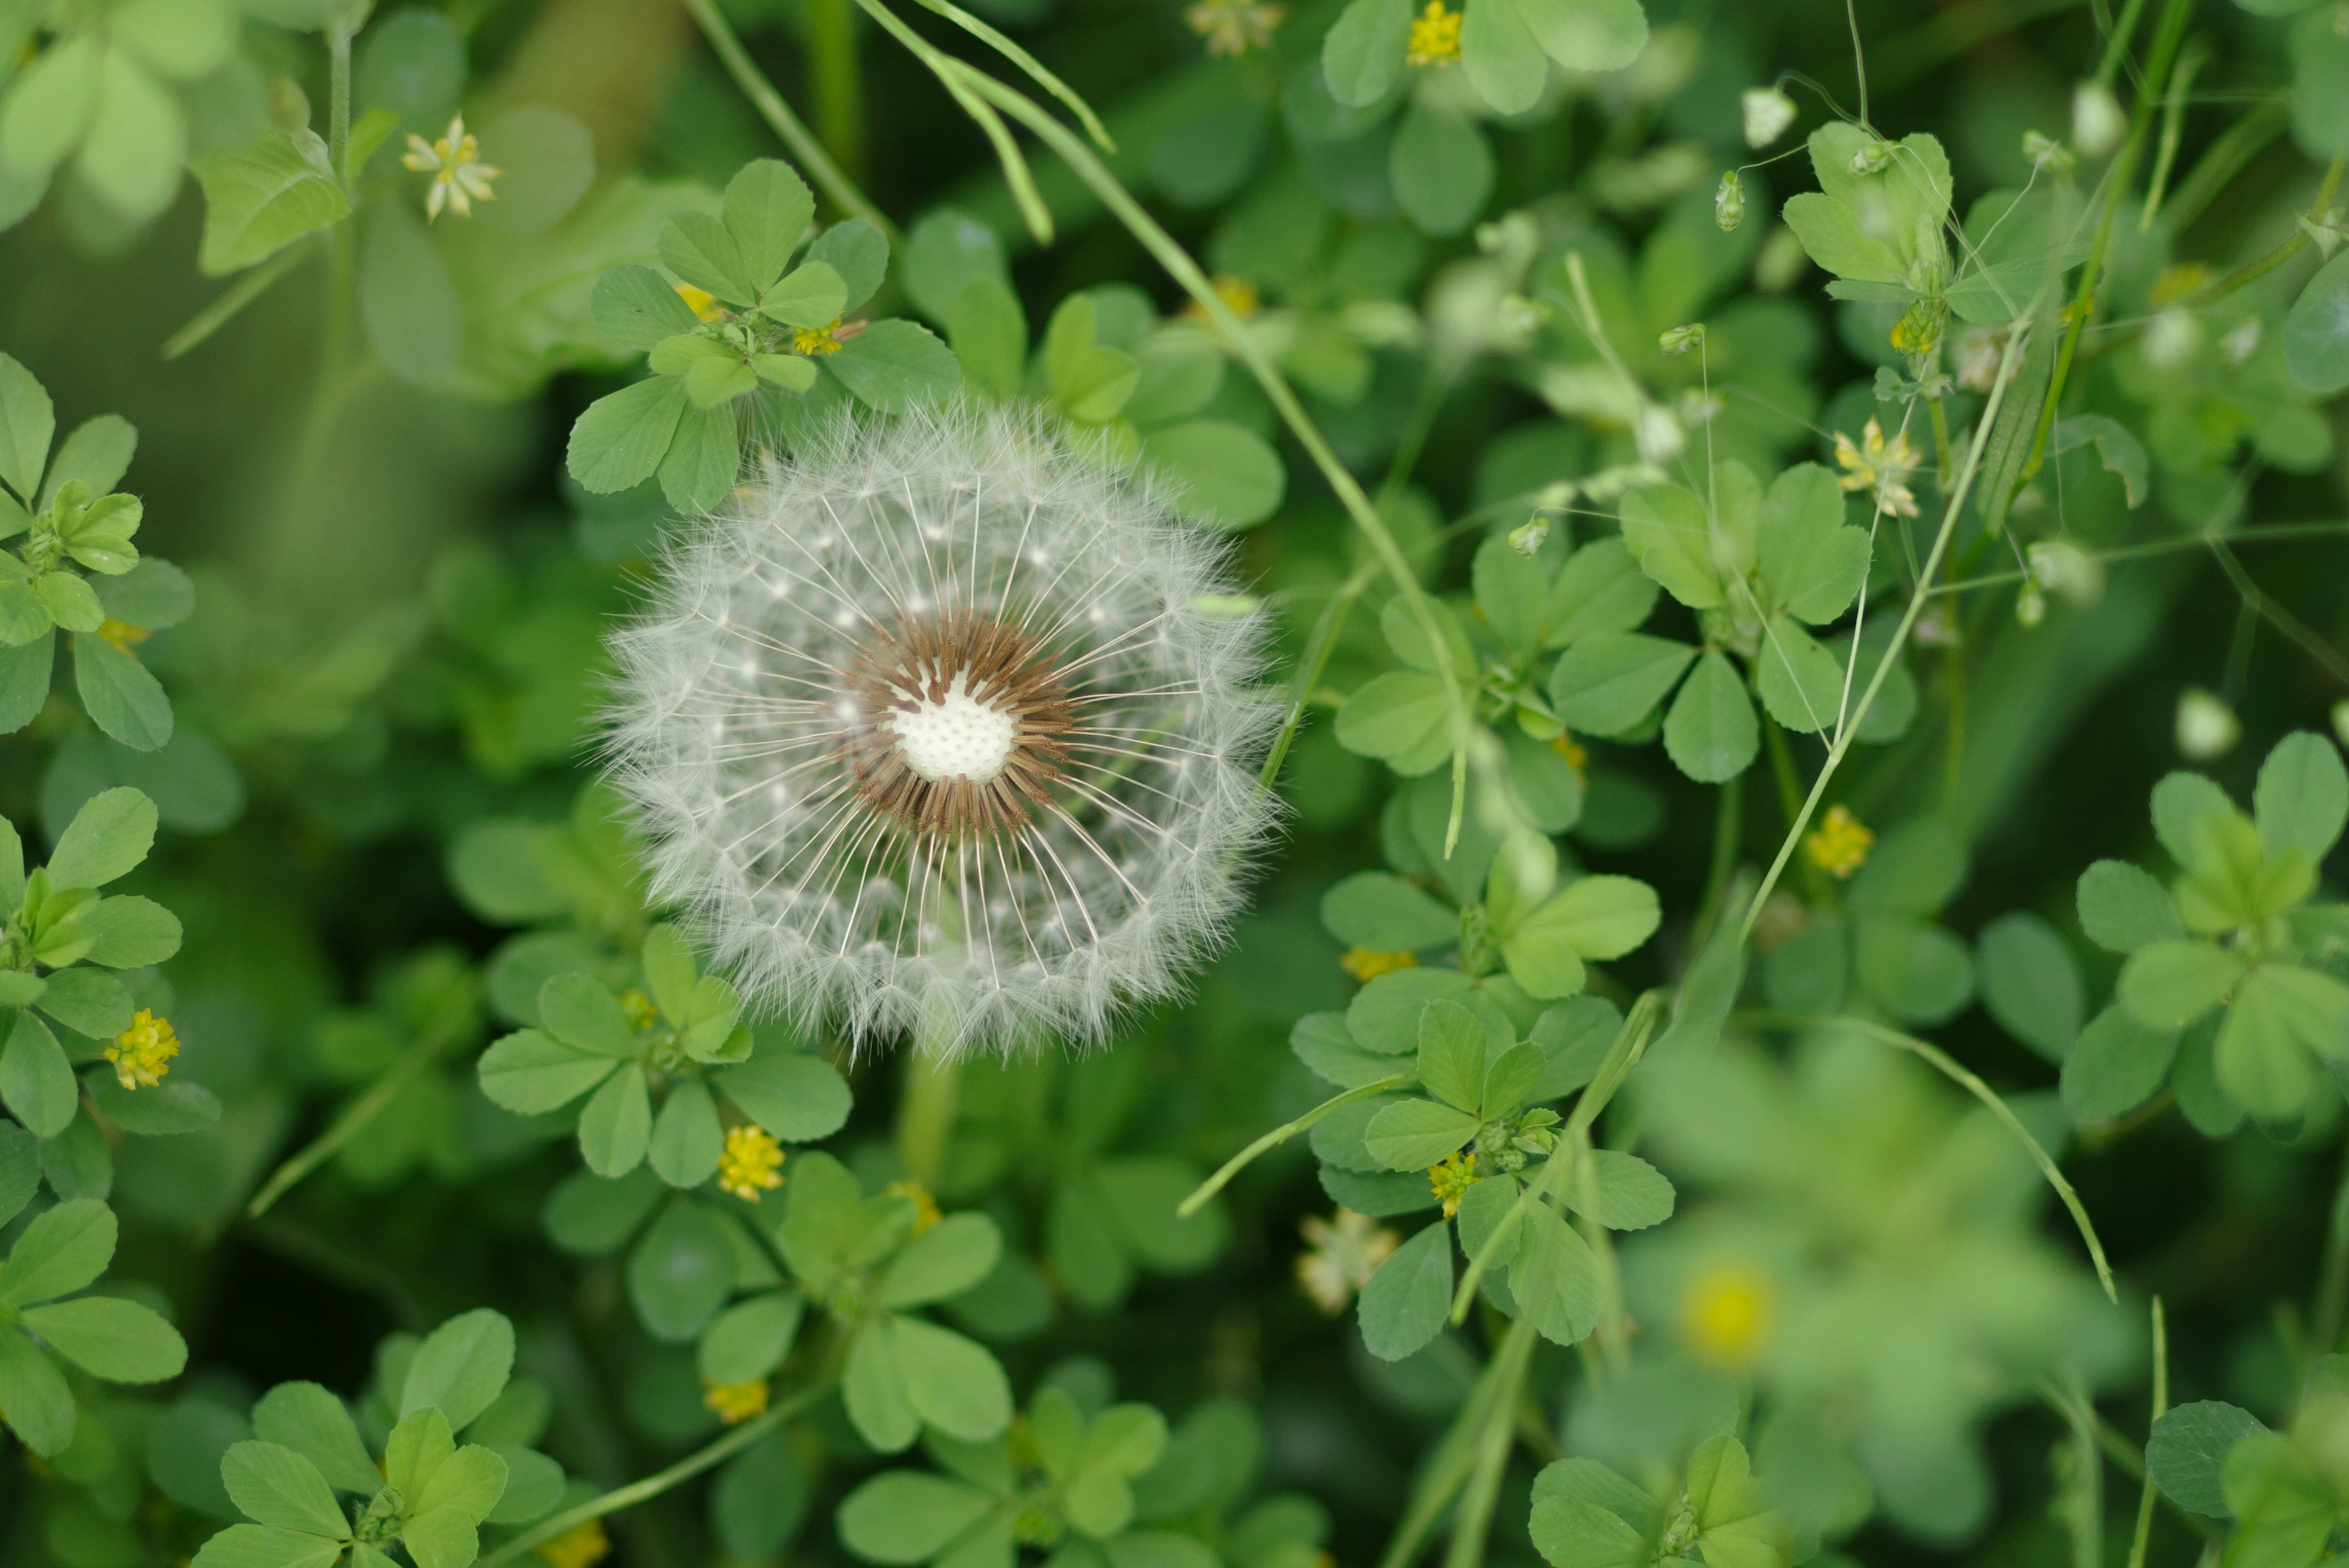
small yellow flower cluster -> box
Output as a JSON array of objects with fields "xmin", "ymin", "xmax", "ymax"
[
  {"xmin": 675, "ymin": 282, "xmax": 724, "ymax": 322},
  {"xmin": 703, "ymin": 1377, "xmax": 770, "ymax": 1425},
  {"xmin": 618, "ymin": 987, "xmax": 659, "ymax": 1030},
  {"xmin": 794, "ymin": 318, "xmax": 845, "ymax": 356},
  {"xmin": 1803, "ymin": 804, "xmax": 1874, "ymax": 880},
  {"xmin": 1427, "ymin": 1150, "xmax": 1477, "ymax": 1218},
  {"xmin": 1183, "ymin": 0, "xmax": 1285, "ymax": 56},
  {"xmin": 106, "ymin": 1010, "xmax": 178, "ymax": 1091},
  {"xmin": 1295, "ymin": 1208, "xmax": 1400, "ymax": 1313},
  {"xmin": 533, "ymin": 1520, "xmax": 611, "ymax": 1568},
  {"xmin": 97, "ymin": 618, "xmax": 149, "ymax": 655},
  {"xmin": 1551, "ymin": 732, "xmax": 1589, "ymax": 781},
  {"xmin": 1831, "ymin": 417, "xmax": 1921, "ymax": 519},
  {"xmin": 884, "ymin": 1179, "xmax": 943, "ymax": 1235},
  {"xmin": 1341, "ymin": 948, "xmax": 1417, "ymax": 983},
  {"xmin": 1181, "ymin": 275, "xmax": 1262, "ymax": 327},
  {"xmin": 1679, "ymin": 1261, "xmax": 1776, "ymax": 1369},
  {"xmin": 718, "ymin": 1124, "xmax": 785, "ymax": 1201},
  {"xmin": 1405, "ymin": 1, "xmax": 1461, "ymax": 65},
  {"xmin": 400, "ymin": 114, "xmax": 502, "ymax": 222}
]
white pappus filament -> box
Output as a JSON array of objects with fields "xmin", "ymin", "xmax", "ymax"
[{"xmin": 606, "ymin": 403, "xmax": 1281, "ymax": 1057}]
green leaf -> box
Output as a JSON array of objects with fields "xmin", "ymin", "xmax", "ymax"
[
  {"xmin": 0, "ymin": 1323, "xmax": 75, "ymax": 1455},
  {"xmin": 1509, "ymin": 1202, "xmax": 1603, "ymax": 1346},
  {"xmin": 478, "ymin": 1029, "xmax": 618, "ymax": 1113},
  {"xmin": 758, "ymin": 261, "xmax": 847, "ymax": 330},
  {"xmin": 0, "ymin": 630, "xmax": 54, "ymax": 734},
  {"xmin": 1356, "ymin": 1220, "xmax": 1452, "ymax": 1361},
  {"xmin": 482, "ymin": 1446, "xmax": 563, "ymax": 1525},
  {"xmin": 0, "ymin": 33, "xmax": 100, "ymax": 184},
  {"xmin": 1567, "ymin": 1150, "xmax": 1674, "ymax": 1231},
  {"xmin": 2076, "ymin": 860, "xmax": 2182, "ymax": 953},
  {"xmin": 1323, "ymin": 0, "xmax": 1409, "ymax": 106},
  {"xmin": 75, "ymin": 55, "xmax": 186, "ymax": 217},
  {"xmin": 402, "ymin": 1308, "xmax": 515, "ymax": 1432},
  {"xmin": 1753, "ymin": 617, "xmax": 1844, "ymax": 735},
  {"xmin": 1756, "ymin": 464, "xmax": 1867, "ymax": 623},
  {"xmin": 1321, "ymin": 872, "xmax": 1458, "ymax": 953},
  {"xmin": 893, "ymin": 1316, "xmax": 1014, "ymax": 1440},
  {"xmin": 2118, "ymin": 941, "xmax": 2245, "ymax": 1031},
  {"xmin": 73, "ymin": 632, "xmax": 173, "ymax": 751},
  {"xmin": 538, "ymin": 973, "xmax": 637, "ymax": 1056},
  {"xmin": 2152, "ymin": 771, "xmax": 2235, "ymax": 868},
  {"xmin": 1364, "ymin": 1097, "xmax": 1482, "ymax": 1170},
  {"xmin": 949, "ymin": 277, "xmax": 1028, "ymax": 401},
  {"xmin": 1461, "ymin": 0, "xmax": 1545, "ymax": 114},
  {"xmin": 844, "ymin": 1319, "xmax": 919, "ymax": 1452},
  {"xmin": 647, "ymin": 1078, "xmax": 724, "ymax": 1187},
  {"xmin": 2254, "ymin": 731, "xmax": 2348, "ymax": 863},
  {"xmin": 1514, "ymin": 875, "xmax": 1660, "ymax": 962},
  {"xmin": 699, "ymin": 1291, "xmax": 803, "ymax": 1384},
  {"xmin": 566, "ymin": 376, "xmax": 691, "ymax": 496},
  {"xmin": 191, "ymin": 1528, "xmax": 347, "ymax": 1568},
  {"xmin": 577, "ymin": 1063, "xmax": 651, "ymax": 1178},
  {"xmin": 92, "ymin": 557, "xmax": 190, "ymax": 629},
  {"xmin": 880, "ymin": 1213, "xmax": 1002, "ymax": 1308},
  {"xmin": 38, "ymin": 570, "xmax": 104, "ymax": 631},
  {"xmin": 191, "ymin": 130, "xmax": 348, "ymax": 277},
  {"xmin": 626, "ymin": 1200, "xmax": 733, "ymax": 1342},
  {"xmin": 1415, "ymin": 1000, "xmax": 1487, "ymax": 1113},
  {"xmin": 1847, "ymin": 819, "xmax": 1967, "ymax": 914},
  {"xmin": 1140, "ymin": 420, "xmax": 1285, "ymax": 530},
  {"xmin": 1390, "ymin": 101, "xmax": 1492, "ymax": 237},
  {"xmin": 251, "ymin": 1382, "xmax": 382, "ymax": 1495},
  {"xmin": 2290, "ymin": 6, "xmax": 2349, "ymax": 158},
  {"xmin": 37, "ymin": 965, "xmax": 130, "ymax": 1038},
  {"xmin": 838, "ymin": 1472, "xmax": 1000, "ymax": 1564},
  {"xmin": 2061, "ymin": 1006, "xmax": 2179, "ymax": 1122},
  {"xmin": 825, "ymin": 320, "xmax": 961, "ymax": 413},
  {"xmin": 1528, "ymin": 1496, "xmax": 1648, "ymax": 1568},
  {"xmin": 904, "ymin": 207, "xmax": 1008, "ymax": 324},
  {"xmin": 1663, "ymin": 651, "xmax": 1758, "ymax": 782},
  {"xmin": 20, "ymin": 1293, "xmax": 185, "ymax": 1381},
  {"xmin": 0, "ymin": 1010, "xmax": 75, "ymax": 1139},
  {"xmin": 1550, "ymin": 633, "xmax": 1695, "ymax": 736},
  {"xmin": 809, "ymin": 220, "xmax": 888, "ymax": 314},
  {"xmin": 1619, "ymin": 483, "xmax": 1726, "ymax": 609},
  {"xmin": 592, "ymin": 264, "xmax": 701, "ymax": 352},
  {"xmin": 1978, "ymin": 912, "xmax": 2084, "ymax": 1064},
  {"xmin": 2217, "ymin": 965, "xmax": 2349, "ymax": 1117},
  {"xmin": 358, "ymin": 201, "xmax": 462, "ymax": 388},
  {"xmin": 659, "ymin": 400, "xmax": 742, "ymax": 511},
  {"xmin": 1349, "ymin": 967, "xmax": 1480, "ymax": 1054},
  {"xmin": 2148, "ymin": 1400, "xmax": 2267, "ymax": 1517},
  {"xmin": 0, "ymin": 354, "xmax": 54, "ymax": 502},
  {"xmin": 1780, "ymin": 124, "xmax": 1953, "ymax": 287},
  {"xmin": 661, "ymin": 210, "xmax": 757, "ymax": 306},
  {"xmin": 722, "ymin": 159, "xmax": 816, "ymax": 297},
  {"xmin": 1516, "ymin": 0, "xmax": 1647, "ymax": 71},
  {"xmin": 1544, "ymin": 538, "xmax": 1659, "ymax": 648},
  {"xmin": 220, "ymin": 1442, "xmax": 349, "ymax": 1538},
  {"xmin": 2285, "ymin": 248, "xmax": 2349, "ymax": 394},
  {"xmin": 716, "ymin": 1051, "xmax": 852, "ymax": 1142},
  {"xmin": 2047, "ymin": 415, "xmax": 2148, "ymax": 508}
]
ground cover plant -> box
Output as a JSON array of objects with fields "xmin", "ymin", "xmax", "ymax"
[{"xmin": 1, "ymin": 0, "xmax": 2348, "ymax": 1564}]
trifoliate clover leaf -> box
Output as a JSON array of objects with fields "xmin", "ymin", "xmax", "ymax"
[{"xmin": 0, "ymin": 1199, "xmax": 188, "ymax": 1455}]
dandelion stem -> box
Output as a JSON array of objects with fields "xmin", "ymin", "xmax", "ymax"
[
  {"xmin": 1744, "ymin": 1012, "xmax": 2115, "ymax": 1302},
  {"xmin": 1179, "ymin": 1072, "xmax": 1417, "ymax": 1217},
  {"xmin": 852, "ymin": 11, "xmax": 1477, "ymax": 855},
  {"xmin": 896, "ymin": 1047, "xmax": 960, "ymax": 1189},
  {"xmin": 682, "ymin": 0, "xmax": 897, "ymax": 237},
  {"xmin": 477, "ymin": 1378, "xmax": 836, "ymax": 1568}
]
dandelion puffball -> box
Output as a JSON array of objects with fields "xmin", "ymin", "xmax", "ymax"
[{"xmin": 607, "ymin": 403, "xmax": 1281, "ymax": 1056}]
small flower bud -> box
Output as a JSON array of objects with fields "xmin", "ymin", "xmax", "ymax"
[
  {"xmin": 2022, "ymin": 130, "xmax": 2075, "ymax": 174},
  {"xmin": 1715, "ymin": 169, "xmax": 1745, "ymax": 231},
  {"xmin": 1635, "ymin": 404, "xmax": 1685, "ymax": 464},
  {"xmin": 2027, "ymin": 540, "xmax": 2105, "ymax": 606},
  {"xmin": 1742, "ymin": 86, "xmax": 1797, "ymax": 148},
  {"xmin": 2071, "ymin": 80, "xmax": 2125, "ymax": 157},
  {"xmin": 1508, "ymin": 518, "xmax": 1550, "ymax": 557},
  {"xmin": 1849, "ymin": 138, "xmax": 1892, "ymax": 175},
  {"xmin": 1659, "ymin": 323, "xmax": 1706, "ymax": 356},
  {"xmin": 2220, "ymin": 317, "xmax": 2263, "ymax": 365},
  {"xmin": 2015, "ymin": 580, "xmax": 2046, "ymax": 627},
  {"xmin": 2176, "ymin": 688, "xmax": 2241, "ymax": 760}
]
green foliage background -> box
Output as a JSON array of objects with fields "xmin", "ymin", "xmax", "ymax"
[{"xmin": 1, "ymin": 0, "xmax": 2347, "ymax": 1566}]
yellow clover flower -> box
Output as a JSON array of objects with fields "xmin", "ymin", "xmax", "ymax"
[
  {"xmin": 1405, "ymin": 1, "xmax": 1461, "ymax": 65},
  {"xmin": 533, "ymin": 1520, "xmax": 610, "ymax": 1568},
  {"xmin": 1428, "ymin": 1151, "xmax": 1477, "ymax": 1218},
  {"xmin": 1803, "ymin": 804, "xmax": 1874, "ymax": 880},
  {"xmin": 717, "ymin": 1124, "xmax": 785, "ymax": 1201},
  {"xmin": 884, "ymin": 1179, "xmax": 943, "ymax": 1234},
  {"xmin": 1341, "ymin": 948, "xmax": 1417, "ymax": 983},
  {"xmin": 106, "ymin": 1010, "xmax": 178, "ymax": 1091},
  {"xmin": 1680, "ymin": 1261, "xmax": 1776, "ymax": 1369},
  {"xmin": 703, "ymin": 1377, "xmax": 770, "ymax": 1424}
]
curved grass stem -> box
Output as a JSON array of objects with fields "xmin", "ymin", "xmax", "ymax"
[{"xmin": 1179, "ymin": 1072, "xmax": 1417, "ymax": 1217}]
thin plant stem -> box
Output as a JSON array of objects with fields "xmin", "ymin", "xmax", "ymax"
[
  {"xmin": 682, "ymin": 0, "xmax": 897, "ymax": 237},
  {"xmin": 2139, "ymin": 35, "xmax": 2206, "ymax": 231},
  {"xmin": 2190, "ymin": 157, "xmax": 2347, "ymax": 305},
  {"xmin": 1691, "ymin": 771, "xmax": 1744, "ymax": 953},
  {"xmin": 1747, "ymin": 1012, "xmax": 2115, "ymax": 1301},
  {"xmin": 477, "ymin": 1379, "xmax": 835, "ymax": 1568},
  {"xmin": 328, "ymin": 13, "xmax": 352, "ymax": 187},
  {"xmin": 1931, "ymin": 520, "xmax": 2349, "ymax": 593},
  {"xmin": 1179, "ymin": 1072, "xmax": 1417, "ymax": 1216},
  {"xmin": 804, "ymin": 0, "xmax": 866, "ymax": 178},
  {"xmin": 1438, "ymin": 1320, "xmax": 1540, "ymax": 1568},
  {"xmin": 2067, "ymin": 1371, "xmax": 2102, "ymax": 1568},
  {"xmin": 2205, "ymin": 535, "xmax": 2349, "ymax": 688},
  {"xmin": 877, "ymin": 29, "xmax": 1477, "ymax": 854},
  {"xmin": 2315, "ymin": 1145, "xmax": 2349, "ymax": 1351},
  {"xmin": 2095, "ymin": 0, "xmax": 2150, "ymax": 87},
  {"xmin": 2126, "ymin": 1298, "xmax": 2167, "ymax": 1568},
  {"xmin": 248, "ymin": 988, "xmax": 477, "ymax": 1217},
  {"xmin": 2037, "ymin": 1378, "xmax": 2220, "ymax": 1541},
  {"xmin": 162, "ymin": 238, "xmax": 317, "ymax": 359},
  {"xmin": 1378, "ymin": 1317, "xmax": 1539, "ymax": 1568},
  {"xmin": 2158, "ymin": 97, "xmax": 2287, "ymax": 236},
  {"xmin": 1258, "ymin": 559, "xmax": 1381, "ymax": 790},
  {"xmin": 895, "ymin": 1047, "xmax": 960, "ymax": 1189}
]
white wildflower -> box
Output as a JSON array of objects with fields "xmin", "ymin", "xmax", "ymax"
[
  {"xmin": 606, "ymin": 403, "xmax": 1280, "ymax": 1057},
  {"xmin": 1741, "ymin": 86, "xmax": 1796, "ymax": 149}
]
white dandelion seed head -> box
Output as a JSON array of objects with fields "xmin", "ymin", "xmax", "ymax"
[{"xmin": 605, "ymin": 401, "xmax": 1283, "ymax": 1058}]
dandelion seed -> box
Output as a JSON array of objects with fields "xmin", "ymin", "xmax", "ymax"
[
  {"xmin": 1803, "ymin": 805, "xmax": 1873, "ymax": 880},
  {"xmin": 1341, "ymin": 948, "xmax": 1417, "ymax": 982},
  {"xmin": 607, "ymin": 403, "xmax": 1280, "ymax": 1056},
  {"xmin": 718, "ymin": 1124, "xmax": 785, "ymax": 1200},
  {"xmin": 106, "ymin": 1010, "xmax": 177, "ymax": 1090},
  {"xmin": 1405, "ymin": 0, "xmax": 1461, "ymax": 65},
  {"xmin": 401, "ymin": 114, "xmax": 501, "ymax": 222},
  {"xmin": 1296, "ymin": 1209, "xmax": 1398, "ymax": 1313}
]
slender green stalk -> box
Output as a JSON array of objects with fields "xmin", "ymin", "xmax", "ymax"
[
  {"xmin": 1258, "ymin": 558, "xmax": 1381, "ymax": 790},
  {"xmin": 1690, "ymin": 772, "xmax": 1744, "ymax": 953},
  {"xmin": 248, "ymin": 990, "xmax": 477, "ymax": 1217},
  {"xmin": 2066, "ymin": 1372, "xmax": 2103, "ymax": 1568},
  {"xmin": 2315, "ymin": 1146, "xmax": 2349, "ymax": 1351},
  {"xmin": 2093, "ymin": 0, "xmax": 2150, "ymax": 87},
  {"xmin": 1438, "ymin": 1320, "xmax": 1540, "ymax": 1568},
  {"xmin": 896, "ymin": 1047, "xmax": 961, "ymax": 1189},
  {"xmin": 2157, "ymin": 98, "xmax": 2287, "ymax": 234},
  {"xmin": 804, "ymin": 0, "xmax": 866, "ymax": 177},
  {"xmin": 477, "ymin": 1380, "xmax": 835, "ymax": 1568},
  {"xmin": 1934, "ymin": 521, "xmax": 2349, "ymax": 594},
  {"xmin": 2205, "ymin": 535, "xmax": 2349, "ymax": 688},
  {"xmin": 2126, "ymin": 1298, "xmax": 2167, "ymax": 1568},
  {"xmin": 2190, "ymin": 157, "xmax": 2347, "ymax": 306},
  {"xmin": 1748, "ymin": 1013, "xmax": 2115, "ymax": 1301},
  {"xmin": 1377, "ymin": 1317, "xmax": 1539, "ymax": 1568},
  {"xmin": 1739, "ymin": 316, "xmax": 2033, "ymax": 943},
  {"xmin": 682, "ymin": 0, "xmax": 897, "ymax": 237},
  {"xmin": 2036, "ymin": 1378, "xmax": 2221, "ymax": 1541},
  {"xmin": 328, "ymin": 13, "xmax": 352, "ymax": 187},
  {"xmin": 907, "ymin": 0, "xmax": 1113, "ymax": 151},
  {"xmin": 1179, "ymin": 1072, "xmax": 1417, "ymax": 1216},
  {"xmin": 888, "ymin": 31, "xmax": 1475, "ymax": 854},
  {"xmin": 2139, "ymin": 36, "xmax": 2206, "ymax": 231},
  {"xmin": 162, "ymin": 239, "xmax": 318, "ymax": 359}
]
